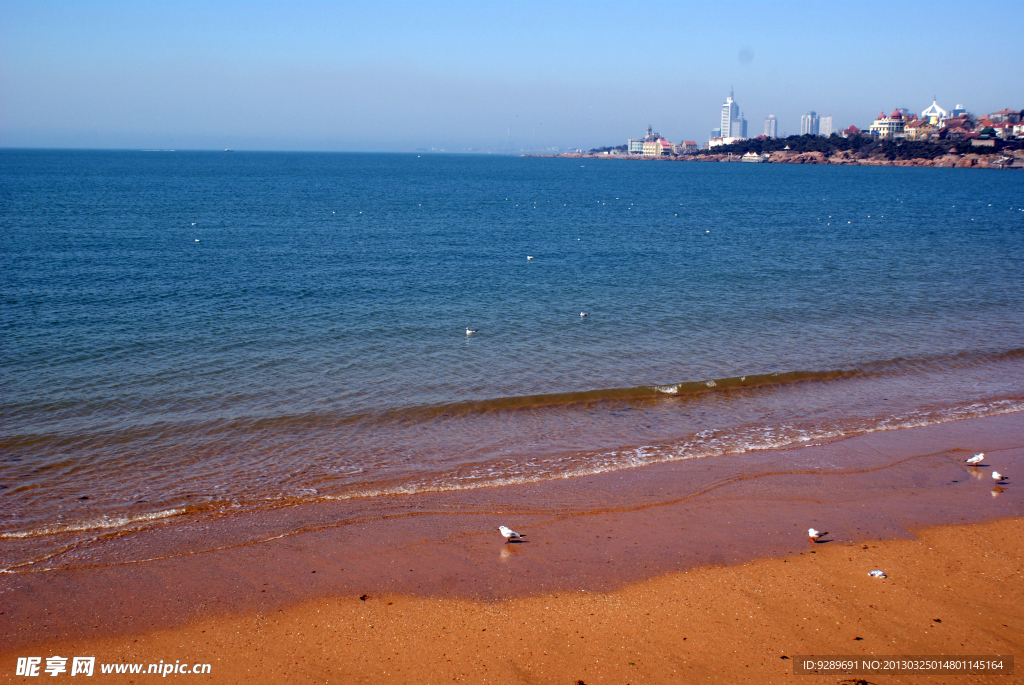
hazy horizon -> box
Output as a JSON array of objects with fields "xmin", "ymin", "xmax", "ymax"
[{"xmin": 2, "ymin": 1, "xmax": 1021, "ymax": 152}]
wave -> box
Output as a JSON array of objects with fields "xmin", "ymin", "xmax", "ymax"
[
  {"xmin": 4, "ymin": 346, "xmax": 1023, "ymax": 451},
  {"xmin": 315, "ymin": 396, "xmax": 1024, "ymax": 500},
  {"xmin": 2, "ymin": 397, "xmax": 1022, "ymax": 550},
  {"xmin": 0, "ymin": 508, "xmax": 186, "ymax": 541}
]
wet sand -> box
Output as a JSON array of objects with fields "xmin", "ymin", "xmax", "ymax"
[
  {"xmin": 1, "ymin": 412, "xmax": 1023, "ymax": 681},
  {"xmin": 3, "ymin": 517, "xmax": 1021, "ymax": 684}
]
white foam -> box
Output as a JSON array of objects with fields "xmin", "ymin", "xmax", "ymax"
[{"xmin": 0, "ymin": 508, "xmax": 185, "ymax": 540}]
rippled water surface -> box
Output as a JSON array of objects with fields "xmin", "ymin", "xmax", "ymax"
[{"xmin": 2, "ymin": 150, "xmax": 1023, "ymax": 556}]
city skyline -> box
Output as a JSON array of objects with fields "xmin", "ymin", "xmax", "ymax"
[{"xmin": 1, "ymin": 0, "xmax": 1021, "ymax": 152}]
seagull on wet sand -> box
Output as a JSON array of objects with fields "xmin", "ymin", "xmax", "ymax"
[
  {"xmin": 498, "ymin": 525, "xmax": 524, "ymax": 543},
  {"xmin": 966, "ymin": 453, "xmax": 984, "ymax": 465},
  {"xmin": 808, "ymin": 528, "xmax": 827, "ymax": 543},
  {"xmin": 992, "ymin": 471, "xmax": 1006, "ymax": 482},
  {"xmin": 465, "ymin": 328, "xmax": 477, "ymax": 336}
]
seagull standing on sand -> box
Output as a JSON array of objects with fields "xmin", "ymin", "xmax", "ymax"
[
  {"xmin": 992, "ymin": 471, "xmax": 1006, "ymax": 482},
  {"xmin": 808, "ymin": 528, "xmax": 827, "ymax": 543},
  {"xmin": 465, "ymin": 328, "xmax": 477, "ymax": 337},
  {"xmin": 498, "ymin": 525, "xmax": 524, "ymax": 543},
  {"xmin": 966, "ymin": 453, "xmax": 984, "ymax": 465}
]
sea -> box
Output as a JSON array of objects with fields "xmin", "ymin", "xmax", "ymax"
[{"xmin": 2, "ymin": 149, "xmax": 1023, "ymax": 572}]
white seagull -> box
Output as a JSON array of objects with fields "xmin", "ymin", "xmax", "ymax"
[
  {"xmin": 526, "ymin": 255, "xmax": 534, "ymax": 260},
  {"xmin": 808, "ymin": 528, "xmax": 827, "ymax": 543},
  {"xmin": 498, "ymin": 525, "xmax": 524, "ymax": 543},
  {"xmin": 992, "ymin": 471, "xmax": 1006, "ymax": 482},
  {"xmin": 868, "ymin": 570, "xmax": 887, "ymax": 578},
  {"xmin": 580, "ymin": 312, "xmax": 588, "ymax": 317},
  {"xmin": 465, "ymin": 328, "xmax": 477, "ymax": 337},
  {"xmin": 966, "ymin": 453, "xmax": 984, "ymax": 465}
]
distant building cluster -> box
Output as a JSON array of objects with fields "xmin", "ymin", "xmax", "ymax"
[
  {"xmin": 867, "ymin": 100, "xmax": 1023, "ymax": 145},
  {"xmin": 626, "ymin": 125, "xmax": 696, "ymax": 156},
  {"xmin": 613, "ymin": 91, "xmax": 1022, "ymax": 157}
]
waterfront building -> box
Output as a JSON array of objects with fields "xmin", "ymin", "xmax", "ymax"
[
  {"xmin": 675, "ymin": 141, "xmax": 698, "ymax": 154},
  {"xmin": 904, "ymin": 119, "xmax": 934, "ymax": 141},
  {"xmin": 868, "ymin": 109, "xmax": 906, "ymax": 139},
  {"xmin": 820, "ymin": 116, "xmax": 833, "ymax": 137},
  {"xmin": 800, "ymin": 111, "xmax": 819, "ymax": 136},
  {"xmin": 764, "ymin": 115, "xmax": 777, "ymax": 138},
  {"xmin": 627, "ymin": 124, "xmax": 662, "ymax": 154},
  {"xmin": 642, "ymin": 138, "xmax": 674, "ymax": 157}
]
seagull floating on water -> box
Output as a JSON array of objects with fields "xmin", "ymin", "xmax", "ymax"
[
  {"xmin": 808, "ymin": 528, "xmax": 827, "ymax": 543},
  {"xmin": 527, "ymin": 255, "xmax": 534, "ymax": 260},
  {"xmin": 580, "ymin": 312, "xmax": 588, "ymax": 317},
  {"xmin": 465, "ymin": 328, "xmax": 477, "ymax": 337},
  {"xmin": 966, "ymin": 453, "xmax": 984, "ymax": 465},
  {"xmin": 498, "ymin": 525, "xmax": 524, "ymax": 543},
  {"xmin": 992, "ymin": 471, "xmax": 1006, "ymax": 482}
]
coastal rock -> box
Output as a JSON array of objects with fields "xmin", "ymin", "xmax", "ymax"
[
  {"xmin": 828, "ymin": 151, "xmax": 857, "ymax": 165},
  {"xmin": 931, "ymin": 154, "xmax": 961, "ymax": 168},
  {"xmin": 768, "ymin": 150, "xmax": 829, "ymax": 164}
]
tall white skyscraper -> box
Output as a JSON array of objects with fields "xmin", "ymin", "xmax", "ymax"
[
  {"xmin": 800, "ymin": 111, "xmax": 819, "ymax": 136},
  {"xmin": 721, "ymin": 90, "xmax": 739, "ymax": 138},
  {"xmin": 819, "ymin": 115, "xmax": 833, "ymax": 137},
  {"xmin": 764, "ymin": 115, "xmax": 777, "ymax": 138},
  {"xmin": 718, "ymin": 89, "xmax": 747, "ymax": 140}
]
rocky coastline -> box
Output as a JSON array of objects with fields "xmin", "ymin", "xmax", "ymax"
[{"xmin": 538, "ymin": 148, "xmax": 1024, "ymax": 168}]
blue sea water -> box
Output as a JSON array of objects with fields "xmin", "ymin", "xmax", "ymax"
[{"xmin": 2, "ymin": 149, "xmax": 1024, "ymax": 555}]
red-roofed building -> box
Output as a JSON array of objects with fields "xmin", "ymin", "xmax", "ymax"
[
  {"xmin": 869, "ymin": 110, "xmax": 906, "ymax": 139},
  {"xmin": 992, "ymin": 122, "xmax": 1015, "ymax": 140},
  {"xmin": 943, "ymin": 126, "xmax": 971, "ymax": 140},
  {"xmin": 990, "ymin": 109, "xmax": 1021, "ymax": 124},
  {"xmin": 904, "ymin": 119, "xmax": 934, "ymax": 141},
  {"xmin": 842, "ymin": 125, "xmax": 861, "ymax": 137}
]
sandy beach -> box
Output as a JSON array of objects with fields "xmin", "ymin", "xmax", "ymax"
[
  {"xmin": 4, "ymin": 517, "xmax": 1020, "ymax": 684},
  {"xmin": 3, "ymin": 412, "xmax": 1023, "ymax": 683}
]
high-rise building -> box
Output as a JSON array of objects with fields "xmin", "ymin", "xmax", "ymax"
[
  {"xmin": 800, "ymin": 111, "xmax": 819, "ymax": 136},
  {"xmin": 819, "ymin": 115, "xmax": 833, "ymax": 137},
  {"xmin": 764, "ymin": 115, "xmax": 777, "ymax": 138},
  {"xmin": 721, "ymin": 90, "xmax": 739, "ymax": 138}
]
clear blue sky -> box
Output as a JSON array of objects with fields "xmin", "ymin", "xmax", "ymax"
[{"xmin": 1, "ymin": 1, "xmax": 1020, "ymax": 151}]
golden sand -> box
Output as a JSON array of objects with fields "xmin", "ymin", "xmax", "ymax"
[{"xmin": 8, "ymin": 517, "xmax": 1020, "ymax": 684}]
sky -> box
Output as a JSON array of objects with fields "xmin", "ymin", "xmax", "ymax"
[{"xmin": 1, "ymin": 1, "xmax": 1021, "ymax": 152}]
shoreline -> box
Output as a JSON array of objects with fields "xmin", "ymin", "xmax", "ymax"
[
  {"xmin": 533, "ymin": 149, "xmax": 1024, "ymax": 168},
  {"xmin": 3, "ymin": 518, "xmax": 1020, "ymax": 683},
  {"xmin": 1, "ymin": 411, "xmax": 1022, "ymax": 660}
]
